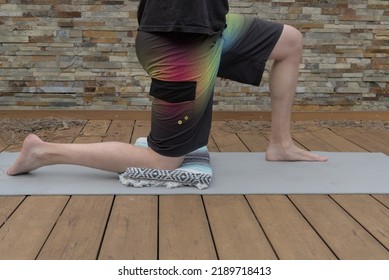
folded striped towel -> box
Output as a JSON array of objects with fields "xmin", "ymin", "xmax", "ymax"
[{"xmin": 119, "ymin": 138, "xmax": 212, "ymax": 189}]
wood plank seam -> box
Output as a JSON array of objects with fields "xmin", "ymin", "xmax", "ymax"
[
  {"xmin": 209, "ymin": 135, "xmax": 221, "ymax": 152},
  {"xmin": 372, "ymin": 195, "xmax": 389, "ymax": 209},
  {"xmin": 0, "ymin": 197, "xmax": 27, "ymax": 229},
  {"xmin": 200, "ymin": 195, "xmax": 220, "ymax": 260},
  {"xmin": 157, "ymin": 196, "xmax": 160, "ymax": 260},
  {"xmin": 286, "ymin": 195, "xmax": 340, "ymax": 260},
  {"xmin": 127, "ymin": 121, "xmax": 136, "ymax": 144},
  {"xmin": 371, "ymin": 195, "xmax": 389, "ymax": 211},
  {"xmin": 74, "ymin": 122, "xmax": 88, "ymax": 143},
  {"xmin": 290, "ymin": 137, "xmax": 313, "ymax": 152},
  {"xmin": 37, "ymin": 196, "xmax": 114, "ymax": 260},
  {"xmin": 96, "ymin": 195, "xmax": 117, "ymax": 260},
  {"xmin": 329, "ymin": 196, "xmax": 389, "ymax": 253},
  {"xmin": 244, "ymin": 195, "xmax": 280, "ymax": 260},
  {"xmin": 34, "ymin": 196, "xmax": 71, "ymax": 260},
  {"xmin": 326, "ymin": 128, "xmax": 373, "ymax": 152},
  {"xmin": 236, "ymin": 134, "xmax": 254, "ymax": 152}
]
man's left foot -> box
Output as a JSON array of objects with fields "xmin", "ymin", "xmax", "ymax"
[{"xmin": 266, "ymin": 143, "xmax": 328, "ymax": 162}]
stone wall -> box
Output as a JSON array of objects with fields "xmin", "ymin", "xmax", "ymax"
[{"xmin": 0, "ymin": 0, "xmax": 388, "ymax": 111}]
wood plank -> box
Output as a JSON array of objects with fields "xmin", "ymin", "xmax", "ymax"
[
  {"xmin": 103, "ymin": 120, "xmax": 134, "ymax": 143},
  {"xmin": 5, "ymin": 143, "xmax": 23, "ymax": 152},
  {"xmin": 331, "ymin": 195, "xmax": 389, "ymax": 250},
  {"xmin": 0, "ymin": 137, "xmax": 8, "ymax": 152},
  {"xmin": 49, "ymin": 121, "xmax": 86, "ymax": 144},
  {"xmin": 373, "ymin": 195, "xmax": 389, "ymax": 208},
  {"xmin": 159, "ymin": 195, "xmax": 217, "ymax": 260},
  {"xmin": 0, "ymin": 196, "xmax": 25, "ymax": 227},
  {"xmin": 290, "ymin": 195, "xmax": 389, "ymax": 259},
  {"xmin": 72, "ymin": 136, "xmax": 104, "ymax": 144},
  {"xmin": 237, "ymin": 133, "xmax": 269, "ymax": 152},
  {"xmin": 0, "ymin": 196, "xmax": 69, "ymax": 260},
  {"xmin": 211, "ymin": 121, "xmax": 249, "ymax": 152},
  {"xmin": 99, "ymin": 120, "xmax": 154, "ymax": 258},
  {"xmin": 238, "ymin": 130, "xmax": 306, "ymax": 155},
  {"xmin": 237, "ymin": 125, "xmax": 305, "ymax": 152},
  {"xmin": 293, "ymin": 130, "xmax": 338, "ymax": 152},
  {"xmin": 208, "ymin": 122, "xmax": 276, "ymax": 259},
  {"xmin": 37, "ymin": 196, "xmax": 113, "ymax": 260},
  {"xmin": 246, "ymin": 195, "xmax": 337, "ymax": 260},
  {"xmin": 330, "ymin": 128, "xmax": 389, "ymax": 155},
  {"xmin": 203, "ymin": 195, "xmax": 277, "ymax": 260},
  {"xmin": 207, "ymin": 135, "xmax": 219, "ymax": 152},
  {"xmin": 212, "ymin": 133, "xmax": 249, "ymax": 151},
  {"xmin": 73, "ymin": 120, "xmax": 111, "ymax": 143},
  {"xmin": 130, "ymin": 120, "xmax": 150, "ymax": 144},
  {"xmin": 81, "ymin": 120, "xmax": 111, "ymax": 137},
  {"xmin": 99, "ymin": 196, "xmax": 158, "ymax": 260},
  {"xmin": 307, "ymin": 127, "xmax": 367, "ymax": 152},
  {"xmin": 2, "ymin": 121, "xmax": 85, "ymax": 151},
  {"xmin": 359, "ymin": 129, "xmax": 389, "ymax": 146}
]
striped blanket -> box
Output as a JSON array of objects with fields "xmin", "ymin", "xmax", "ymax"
[{"xmin": 119, "ymin": 138, "xmax": 212, "ymax": 189}]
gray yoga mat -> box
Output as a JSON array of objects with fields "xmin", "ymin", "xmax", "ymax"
[{"xmin": 0, "ymin": 152, "xmax": 388, "ymax": 195}]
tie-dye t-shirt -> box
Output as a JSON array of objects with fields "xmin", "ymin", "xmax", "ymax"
[{"xmin": 137, "ymin": 0, "xmax": 229, "ymax": 35}]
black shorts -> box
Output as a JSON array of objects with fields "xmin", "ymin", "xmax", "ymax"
[{"xmin": 136, "ymin": 14, "xmax": 284, "ymax": 157}]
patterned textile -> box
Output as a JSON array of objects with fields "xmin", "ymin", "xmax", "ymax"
[{"xmin": 119, "ymin": 138, "xmax": 212, "ymax": 189}]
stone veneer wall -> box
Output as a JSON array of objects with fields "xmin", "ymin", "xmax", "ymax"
[{"xmin": 0, "ymin": 0, "xmax": 388, "ymax": 111}]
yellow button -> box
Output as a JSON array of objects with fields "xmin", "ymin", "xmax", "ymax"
[{"xmin": 178, "ymin": 120, "xmax": 183, "ymax": 125}]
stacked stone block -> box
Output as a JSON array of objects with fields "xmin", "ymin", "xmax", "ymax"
[{"xmin": 0, "ymin": 0, "xmax": 388, "ymax": 111}]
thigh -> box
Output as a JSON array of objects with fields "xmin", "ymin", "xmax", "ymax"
[
  {"xmin": 219, "ymin": 14, "xmax": 284, "ymax": 86},
  {"xmin": 136, "ymin": 32, "xmax": 222, "ymax": 157}
]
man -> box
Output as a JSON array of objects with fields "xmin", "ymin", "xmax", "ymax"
[{"xmin": 7, "ymin": 0, "xmax": 326, "ymax": 176}]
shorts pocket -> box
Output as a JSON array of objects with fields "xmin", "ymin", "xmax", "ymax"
[{"xmin": 150, "ymin": 78, "xmax": 196, "ymax": 103}]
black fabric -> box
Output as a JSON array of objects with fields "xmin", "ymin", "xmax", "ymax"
[
  {"xmin": 218, "ymin": 18, "xmax": 284, "ymax": 86},
  {"xmin": 137, "ymin": 0, "xmax": 229, "ymax": 35},
  {"xmin": 150, "ymin": 79, "xmax": 196, "ymax": 103},
  {"xmin": 148, "ymin": 92, "xmax": 213, "ymax": 157}
]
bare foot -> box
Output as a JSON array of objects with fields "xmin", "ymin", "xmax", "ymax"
[
  {"xmin": 266, "ymin": 143, "xmax": 328, "ymax": 162},
  {"xmin": 7, "ymin": 134, "xmax": 46, "ymax": 176}
]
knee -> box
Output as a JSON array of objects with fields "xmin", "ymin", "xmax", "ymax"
[
  {"xmin": 284, "ymin": 25, "xmax": 303, "ymax": 55},
  {"xmin": 148, "ymin": 148, "xmax": 184, "ymax": 170},
  {"xmin": 270, "ymin": 25, "xmax": 303, "ymax": 61},
  {"xmin": 157, "ymin": 157, "xmax": 184, "ymax": 170}
]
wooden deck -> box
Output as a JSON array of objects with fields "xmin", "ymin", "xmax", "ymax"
[{"xmin": 0, "ymin": 114, "xmax": 389, "ymax": 260}]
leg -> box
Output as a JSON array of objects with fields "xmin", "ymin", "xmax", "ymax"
[
  {"xmin": 7, "ymin": 134, "xmax": 184, "ymax": 176},
  {"xmin": 266, "ymin": 25, "xmax": 327, "ymax": 162},
  {"xmin": 9, "ymin": 32, "xmax": 219, "ymax": 176}
]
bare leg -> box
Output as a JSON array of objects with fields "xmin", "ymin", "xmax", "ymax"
[
  {"xmin": 7, "ymin": 134, "xmax": 184, "ymax": 176},
  {"xmin": 266, "ymin": 25, "xmax": 327, "ymax": 162}
]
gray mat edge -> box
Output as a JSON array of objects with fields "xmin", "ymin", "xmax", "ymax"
[{"xmin": 1, "ymin": 152, "xmax": 389, "ymax": 195}]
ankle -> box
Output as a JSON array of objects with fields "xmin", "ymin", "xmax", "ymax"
[
  {"xmin": 269, "ymin": 136, "xmax": 294, "ymax": 149},
  {"xmin": 22, "ymin": 134, "xmax": 47, "ymax": 161}
]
